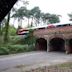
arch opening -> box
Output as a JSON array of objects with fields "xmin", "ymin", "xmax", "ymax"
[
  {"xmin": 69, "ymin": 39, "xmax": 72, "ymax": 53},
  {"xmin": 49, "ymin": 38, "xmax": 65, "ymax": 52},
  {"xmin": 36, "ymin": 38, "xmax": 47, "ymax": 51}
]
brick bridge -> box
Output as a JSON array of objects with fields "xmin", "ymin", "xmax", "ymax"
[{"xmin": 33, "ymin": 26, "xmax": 72, "ymax": 54}]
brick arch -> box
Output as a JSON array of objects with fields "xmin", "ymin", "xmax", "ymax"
[
  {"xmin": 48, "ymin": 34, "xmax": 65, "ymax": 42},
  {"xmin": 49, "ymin": 37, "xmax": 65, "ymax": 52},
  {"xmin": 68, "ymin": 38, "xmax": 72, "ymax": 53},
  {"xmin": 35, "ymin": 38, "xmax": 47, "ymax": 51},
  {"xmin": 68, "ymin": 35, "xmax": 72, "ymax": 39}
]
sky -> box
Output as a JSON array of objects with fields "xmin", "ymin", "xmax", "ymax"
[
  {"xmin": 12, "ymin": 0, "xmax": 72, "ymax": 28},
  {"xmin": 27, "ymin": 0, "xmax": 72, "ymax": 21}
]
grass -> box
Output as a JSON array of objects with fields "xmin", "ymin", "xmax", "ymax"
[
  {"xmin": 13, "ymin": 62, "xmax": 72, "ymax": 72},
  {"xmin": 57, "ymin": 62, "xmax": 72, "ymax": 68}
]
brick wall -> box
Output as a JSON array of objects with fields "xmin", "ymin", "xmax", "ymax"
[{"xmin": 33, "ymin": 26, "xmax": 72, "ymax": 39}]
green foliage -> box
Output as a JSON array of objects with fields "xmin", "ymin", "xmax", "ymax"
[
  {"xmin": 12, "ymin": 7, "xmax": 27, "ymax": 19},
  {"xmin": 11, "ymin": 6, "xmax": 61, "ymax": 27},
  {"xmin": 12, "ymin": 7, "xmax": 27, "ymax": 27},
  {"xmin": 0, "ymin": 47, "xmax": 9, "ymax": 55},
  {"xmin": 4, "ymin": 12, "xmax": 10, "ymax": 43},
  {"xmin": 8, "ymin": 26, "xmax": 16, "ymax": 36},
  {"xmin": 0, "ymin": 29, "xmax": 36, "ymax": 55},
  {"xmin": 7, "ymin": 34, "xmax": 36, "ymax": 45},
  {"xmin": 24, "ymin": 29, "xmax": 37, "ymax": 45},
  {"xmin": 0, "ymin": 25, "xmax": 37, "ymax": 55},
  {"xmin": 0, "ymin": 44, "xmax": 36, "ymax": 55},
  {"xmin": 42, "ymin": 13, "xmax": 60, "ymax": 24},
  {"xmin": 0, "ymin": 36, "xmax": 4, "ymax": 44},
  {"xmin": 8, "ymin": 36, "xmax": 23, "ymax": 44},
  {"xmin": 28, "ymin": 44, "xmax": 36, "ymax": 51},
  {"xmin": 49, "ymin": 14, "xmax": 60, "ymax": 23},
  {"xmin": 57, "ymin": 62, "xmax": 72, "ymax": 68},
  {"xmin": 7, "ymin": 45, "xmax": 26, "ymax": 53},
  {"xmin": 2, "ymin": 26, "xmax": 16, "ymax": 36}
]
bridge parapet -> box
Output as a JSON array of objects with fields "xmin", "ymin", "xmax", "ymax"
[{"xmin": 33, "ymin": 26, "xmax": 72, "ymax": 39}]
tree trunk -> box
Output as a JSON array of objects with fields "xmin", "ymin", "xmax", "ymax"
[
  {"xmin": 18, "ymin": 18, "xmax": 22, "ymax": 28},
  {"xmin": 4, "ymin": 12, "xmax": 10, "ymax": 43},
  {"xmin": 0, "ymin": 22, "xmax": 2, "ymax": 35},
  {"xmin": 28, "ymin": 18, "xmax": 29, "ymax": 27},
  {"xmin": 31, "ymin": 17, "xmax": 33, "ymax": 27},
  {"xmin": 20, "ymin": 19, "xmax": 22, "ymax": 27},
  {"xmin": 13, "ymin": 18, "xmax": 16, "ymax": 26}
]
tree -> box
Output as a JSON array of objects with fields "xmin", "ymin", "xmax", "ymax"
[
  {"xmin": 4, "ymin": 12, "xmax": 10, "ymax": 43},
  {"xmin": 0, "ymin": 22, "xmax": 2, "ymax": 35},
  {"xmin": 11, "ymin": 0, "xmax": 29, "ymax": 28},
  {"xmin": 48, "ymin": 14, "xmax": 60, "ymax": 23},
  {"xmin": 68, "ymin": 12, "xmax": 72, "ymax": 21},
  {"xmin": 12, "ymin": 7, "xmax": 27, "ymax": 28},
  {"xmin": 42, "ymin": 13, "xmax": 60, "ymax": 24},
  {"xmin": 25, "ymin": 10, "xmax": 31, "ymax": 27},
  {"xmin": 30, "ymin": 7, "xmax": 41, "ymax": 26},
  {"xmin": 35, "ymin": 9, "xmax": 41, "ymax": 25},
  {"xmin": 0, "ymin": 0, "xmax": 29, "ymax": 43},
  {"xmin": 42, "ymin": 13, "xmax": 50, "ymax": 24},
  {"xmin": 0, "ymin": 18, "xmax": 7, "ymax": 35}
]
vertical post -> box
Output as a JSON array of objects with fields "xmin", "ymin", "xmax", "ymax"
[
  {"xmin": 65, "ymin": 39, "xmax": 69, "ymax": 54},
  {"xmin": 47, "ymin": 39, "xmax": 50, "ymax": 52}
]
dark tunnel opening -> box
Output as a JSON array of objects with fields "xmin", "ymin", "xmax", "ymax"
[
  {"xmin": 49, "ymin": 38, "xmax": 65, "ymax": 52},
  {"xmin": 69, "ymin": 39, "xmax": 72, "ymax": 53},
  {"xmin": 36, "ymin": 38, "xmax": 47, "ymax": 51}
]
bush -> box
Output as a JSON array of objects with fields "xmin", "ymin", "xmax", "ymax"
[
  {"xmin": 7, "ymin": 45, "xmax": 17, "ymax": 54},
  {"xmin": 27, "ymin": 44, "xmax": 36, "ymax": 51},
  {"xmin": 16, "ymin": 46, "xmax": 27, "ymax": 53},
  {"xmin": 6, "ymin": 29, "xmax": 37, "ymax": 45},
  {"xmin": 0, "ymin": 47, "xmax": 9, "ymax": 55},
  {"xmin": 0, "ymin": 44, "xmax": 36, "ymax": 55},
  {"xmin": 9, "ymin": 26, "xmax": 17, "ymax": 36},
  {"xmin": 8, "ymin": 45, "xmax": 27, "ymax": 53},
  {"xmin": 8, "ymin": 36, "xmax": 22, "ymax": 44},
  {"xmin": 7, "ymin": 44, "xmax": 35, "ymax": 54}
]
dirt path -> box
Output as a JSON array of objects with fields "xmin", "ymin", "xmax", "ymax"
[{"xmin": 0, "ymin": 51, "xmax": 72, "ymax": 71}]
